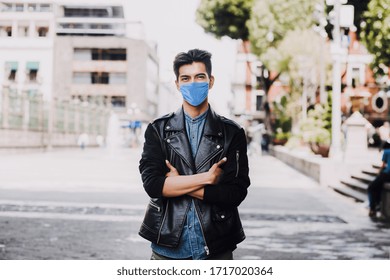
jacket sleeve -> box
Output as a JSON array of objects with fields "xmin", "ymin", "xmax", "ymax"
[
  {"xmin": 203, "ymin": 128, "xmax": 250, "ymax": 208},
  {"xmin": 139, "ymin": 123, "xmax": 167, "ymax": 198}
]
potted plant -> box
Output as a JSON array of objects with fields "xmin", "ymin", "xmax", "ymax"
[{"xmin": 300, "ymin": 103, "xmax": 331, "ymax": 157}]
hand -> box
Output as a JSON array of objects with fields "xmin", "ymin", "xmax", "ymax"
[
  {"xmin": 165, "ymin": 160, "xmax": 179, "ymax": 177},
  {"xmin": 207, "ymin": 157, "xmax": 227, "ymax": 185}
]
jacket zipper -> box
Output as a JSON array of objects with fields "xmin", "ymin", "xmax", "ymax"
[
  {"xmin": 235, "ymin": 150, "xmax": 240, "ymax": 178},
  {"xmin": 157, "ymin": 200, "xmax": 169, "ymax": 244},
  {"xmin": 149, "ymin": 200, "xmax": 161, "ymax": 212}
]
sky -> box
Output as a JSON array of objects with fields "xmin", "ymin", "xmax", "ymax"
[{"xmin": 123, "ymin": 0, "xmax": 238, "ymax": 115}]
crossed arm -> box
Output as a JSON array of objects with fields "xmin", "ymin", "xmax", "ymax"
[{"xmin": 162, "ymin": 158, "xmax": 227, "ymax": 199}]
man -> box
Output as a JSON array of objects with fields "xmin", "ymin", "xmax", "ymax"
[
  {"xmin": 367, "ymin": 140, "xmax": 390, "ymax": 218},
  {"xmin": 139, "ymin": 49, "xmax": 250, "ymax": 260}
]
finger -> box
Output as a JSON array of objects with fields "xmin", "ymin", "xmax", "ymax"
[
  {"xmin": 165, "ymin": 160, "xmax": 176, "ymax": 171},
  {"xmin": 216, "ymin": 157, "xmax": 227, "ymax": 167}
]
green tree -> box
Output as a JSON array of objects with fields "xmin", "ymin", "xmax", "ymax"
[
  {"xmin": 248, "ymin": 0, "xmax": 321, "ymax": 71},
  {"xmin": 360, "ymin": 0, "xmax": 390, "ymax": 77},
  {"xmin": 248, "ymin": 1, "xmax": 330, "ymax": 139},
  {"xmin": 196, "ymin": 0, "xmax": 253, "ymax": 40}
]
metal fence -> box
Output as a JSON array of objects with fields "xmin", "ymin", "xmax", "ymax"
[{"xmin": 0, "ymin": 85, "xmax": 110, "ymax": 148}]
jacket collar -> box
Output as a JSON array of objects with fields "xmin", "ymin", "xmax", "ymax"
[
  {"xmin": 165, "ymin": 105, "xmax": 224, "ymax": 137},
  {"xmin": 164, "ymin": 105, "xmax": 225, "ymax": 172}
]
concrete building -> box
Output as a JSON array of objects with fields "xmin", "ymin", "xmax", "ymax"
[
  {"xmin": 0, "ymin": 0, "xmax": 55, "ymax": 100},
  {"xmin": 231, "ymin": 41, "xmax": 265, "ymax": 122},
  {"xmin": 0, "ymin": 0, "xmax": 159, "ymax": 123}
]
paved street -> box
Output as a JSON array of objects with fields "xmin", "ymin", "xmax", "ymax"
[{"xmin": 0, "ymin": 147, "xmax": 389, "ymax": 260}]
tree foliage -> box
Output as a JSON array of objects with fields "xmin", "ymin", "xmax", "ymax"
[
  {"xmin": 247, "ymin": 0, "xmax": 322, "ymax": 67},
  {"xmin": 196, "ymin": 0, "xmax": 253, "ymax": 40},
  {"xmin": 360, "ymin": 0, "xmax": 390, "ymax": 77},
  {"xmin": 263, "ymin": 29, "xmax": 331, "ymax": 80}
]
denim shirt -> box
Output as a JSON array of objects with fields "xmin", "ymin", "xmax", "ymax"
[{"xmin": 151, "ymin": 109, "xmax": 208, "ymax": 259}]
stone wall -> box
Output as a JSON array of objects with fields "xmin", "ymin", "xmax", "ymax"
[
  {"xmin": 270, "ymin": 146, "xmax": 331, "ymax": 186},
  {"xmin": 0, "ymin": 128, "xmax": 98, "ymax": 149}
]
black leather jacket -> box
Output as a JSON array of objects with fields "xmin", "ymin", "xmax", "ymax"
[{"xmin": 138, "ymin": 106, "xmax": 250, "ymax": 257}]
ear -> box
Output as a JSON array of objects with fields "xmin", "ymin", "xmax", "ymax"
[{"xmin": 209, "ymin": 76, "xmax": 215, "ymax": 89}]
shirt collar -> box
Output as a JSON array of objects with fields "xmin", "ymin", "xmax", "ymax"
[{"xmin": 184, "ymin": 108, "xmax": 209, "ymax": 123}]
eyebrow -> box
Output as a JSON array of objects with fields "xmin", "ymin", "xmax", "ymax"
[{"xmin": 179, "ymin": 73, "xmax": 207, "ymax": 78}]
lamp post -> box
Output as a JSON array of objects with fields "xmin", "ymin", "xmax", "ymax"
[
  {"xmin": 327, "ymin": 0, "xmax": 354, "ymax": 158},
  {"xmin": 330, "ymin": 0, "xmax": 342, "ymax": 158}
]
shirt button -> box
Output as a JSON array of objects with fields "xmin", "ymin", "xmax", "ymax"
[{"xmin": 217, "ymin": 145, "xmax": 221, "ymax": 149}]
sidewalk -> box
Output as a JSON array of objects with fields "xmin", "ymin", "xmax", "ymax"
[
  {"xmin": 0, "ymin": 147, "xmax": 389, "ymax": 259},
  {"xmin": 236, "ymin": 152, "xmax": 390, "ymax": 259}
]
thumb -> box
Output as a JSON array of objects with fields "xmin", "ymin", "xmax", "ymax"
[
  {"xmin": 216, "ymin": 157, "xmax": 227, "ymax": 167},
  {"xmin": 165, "ymin": 160, "xmax": 175, "ymax": 170}
]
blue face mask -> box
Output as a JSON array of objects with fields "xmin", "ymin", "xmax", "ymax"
[{"xmin": 179, "ymin": 82, "xmax": 209, "ymax": 107}]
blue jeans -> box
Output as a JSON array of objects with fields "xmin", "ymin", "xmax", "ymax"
[
  {"xmin": 368, "ymin": 172, "xmax": 390, "ymax": 210},
  {"xmin": 151, "ymin": 250, "xmax": 233, "ymax": 260}
]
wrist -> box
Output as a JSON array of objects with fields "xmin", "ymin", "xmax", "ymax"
[{"xmin": 199, "ymin": 172, "xmax": 211, "ymax": 185}]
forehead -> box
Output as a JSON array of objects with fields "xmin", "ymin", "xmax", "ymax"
[{"xmin": 178, "ymin": 62, "xmax": 207, "ymax": 76}]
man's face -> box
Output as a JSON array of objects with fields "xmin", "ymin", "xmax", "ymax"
[{"xmin": 175, "ymin": 62, "xmax": 214, "ymax": 90}]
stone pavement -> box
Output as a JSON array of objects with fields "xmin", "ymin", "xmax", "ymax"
[{"xmin": 0, "ymin": 147, "xmax": 389, "ymax": 259}]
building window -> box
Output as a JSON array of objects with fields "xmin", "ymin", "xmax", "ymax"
[
  {"xmin": 110, "ymin": 73, "xmax": 126, "ymax": 84},
  {"xmin": 39, "ymin": 4, "xmax": 52, "ymax": 12},
  {"xmin": 91, "ymin": 48, "xmax": 126, "ymax": 61},
  {"xmin": 29, "ymin": 69, "xmax": 38, "ymax": 81},
  {"xmin": 73, "ymin": 49, "xmax": 91, "ymax": 60},
  {"xmin": 73, "ymin": 72, "xmax": 91, "ymax": 84},
  {"xmin": 111, "ymin": 96, "xmax": 126, "ymax": 107},
  {"xmin": 64, "ymin": 8, "xmax": 109, "ymax": 18},
  {"xmin": 91, "ymin": 72, "xmax": 109, "ymax": 84},
  {"xmin": 1, "ymin": 4, "xmax": 13, "ymax": 12},
  {"xmin": 37, "ymin": 27, "xmax": 48, "ymax": 37},
  {"xmin": 15, "ymin": 4, "xmax": 24, "ymax": 12},
  {"xmin": 28, "ymin": 4, "xmax": 37, "ymax": 12},
  {"xmin": 73, "ymin": 72, "xmax": 126, "ymax": 84},
  {"xmin": 351, "ymin": 67, "xmax": 361, "ymax": 88},
  {"xmin": 6, "ymin": 26, "xmax": 12, "ymax": 37},
  {"xmin": 5, "ymin": 61, "xmax": 18, "ymax": 81},
  {"xmin": 8, "ymin": 70, "xmax": 17, "ymax": 81},
  {"xmin": 256, "ymin": 95, "xmax": 263, "ymax": 111},
  {"xmin": 26, "ymin": 61, "xmax": 39, "ymax": 82}
]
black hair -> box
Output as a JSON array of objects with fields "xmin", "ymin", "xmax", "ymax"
[
  {"xmin": 383, "ymin": 140, "xmax": 390, "ymax": 150},
  {"xmin": 173, "ymin": 49, "xmax": 212, "ymax": 80}
]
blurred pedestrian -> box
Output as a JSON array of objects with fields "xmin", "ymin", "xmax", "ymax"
[
  {"xmin": 138, "ymin": 49, "xmax": 250, "ymax": 260},
  {"xmin": 247, "ymin": 121, "xmax": 262, "ymax": 156},
  {"xmin": 77, "ymin": 133, "xmax": 89, "ymax": 150},
  {"xmin": 367, "ymin": 140, "xmax": 390, "ymax": 217}
]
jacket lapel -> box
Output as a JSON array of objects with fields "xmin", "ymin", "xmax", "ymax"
[
  {"xmin": 164, "ymin": 108, "xmax": 195, "ymax": 172},
  {"xmin": 194, "ymin": 107, "xmax": 224, "ymax": 172}
]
